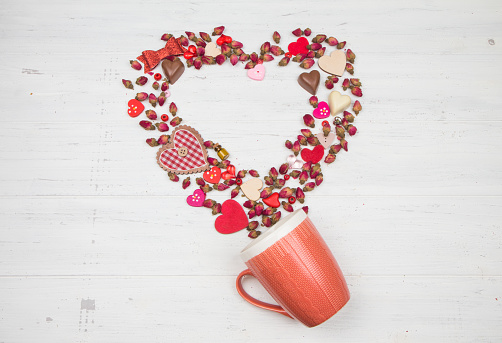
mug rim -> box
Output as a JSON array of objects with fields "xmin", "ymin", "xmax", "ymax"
[{"xmin": 240, "ymin": 209, "xmax": 307, "ymax": 262}]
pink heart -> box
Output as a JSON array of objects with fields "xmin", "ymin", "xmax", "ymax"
[
  {"xmin": 313, "ymin": 101, "xmax": 330, "ymax": 119},
  {"xmin": 247, "ymin": 64, "xmax": 265, "ymax": 81},
  {"xmin": 287, "ymin": 155, "xmax": 303, "ymax": 169},
  {"xmin": 316, "ymin": 131, "xmax": 335, "ymax": 149},
  {"xmin": 187, "ymin": 189, "xmax": 205, "ymax": 207}
]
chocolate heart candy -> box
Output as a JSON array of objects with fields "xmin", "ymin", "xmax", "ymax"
[
  {"xmin": 161, "ymin": 59, "xmax": 185, "ymax": 85},
  {"xmin": 298, "ymin": 70, "xmax": 320, "ymax": 95}
]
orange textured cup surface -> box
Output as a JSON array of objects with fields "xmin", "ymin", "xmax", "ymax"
[{"xmin": 239, "ymin": 210, "xmax": 350, "ymax": 327}]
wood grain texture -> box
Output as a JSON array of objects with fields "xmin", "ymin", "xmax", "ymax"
[{"xmin": 1, "ymin": 0, "xmax": 501, "ymax": 342}]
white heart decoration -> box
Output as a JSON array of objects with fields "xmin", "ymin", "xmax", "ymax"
[
  {"xmin": 287, "ymin": 155, "xmax": 304, "ymax": 169},
  {"xmin": 205, "ymin": 42, "xmax": 222, "ymax": 58},
  {"xmin": 240, "ymin": 178, "xmax": 263, "ymax": 201},
  {"xmin": 328, "ymin": 91, "xmax": 351, "ymax": 116}
]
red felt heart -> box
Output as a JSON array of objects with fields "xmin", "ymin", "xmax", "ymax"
[
  {"xmin": 221, "ymin": 165, "xmax": 236, "ymax": 180},
  {"xmin": 127, "ymin": 99, "xmax": 144, "ymax": 117},
  {"xmin": 215, "ymin": 200, "xmax": 248, "ymax": 234},
  {"xmin": 263, "ymin": 192, "xmax": 280, "ymax": 208},
  {"xmin": 300, "ymin": 145, "xmax": 324, "ymax": 164},
  {"xmin": 288, "ymin": 37, "xmax": 309, "ymax": 56},
  {"xmin": 203, "ymin": 166, "xmax": 221, "ymax": 184}
]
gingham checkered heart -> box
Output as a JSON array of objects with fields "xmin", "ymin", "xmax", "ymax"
[{"xmin": 157, "ymin": 126, "xmax": 209, "ymax": 174}]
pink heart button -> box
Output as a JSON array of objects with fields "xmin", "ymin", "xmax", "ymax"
[
  {"xmin": 313, "ymin": 101, "xmax": 330, "ymax": 119},
  {"xmin": 186, "ymin": 189, "xmax": 206, "ymax": 207},
  {"xmin": 247, "ymin": 64, "xmax": 265, "ymax": 81}
]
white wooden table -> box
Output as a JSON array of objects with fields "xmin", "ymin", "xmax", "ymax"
[{"xmin": 1, "ymin": 1, "xmax": 501, "ymax": 342}]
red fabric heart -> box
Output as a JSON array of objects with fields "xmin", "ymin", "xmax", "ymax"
[
  {"xmin": 288, "ymin": 37, "xmax": 309, "ymax": 56},
  {"xmin": 215, "ymin": 200, "xmax": 248, "ymax": 234},
  {"xmin": 203, "ymin": 166, "xmax": 221, "ymax": 184},
  {"xmin": 263, "ymin": 193, "xmax": 280, "ymax": 208},
  {"xmin": 221, "ymin": 165, "xmax": 236, "ymax": 180},
  {"xmin": 301, "ymin": 145, "xmax": 324, "ymax": 164}
]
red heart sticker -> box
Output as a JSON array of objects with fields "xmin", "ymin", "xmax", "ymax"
[
  {"xmin": 203, "ymin": 166, "xmax": 221, "ymax": 184},
  {"xmin": 301, "ymin": 145, "xmax": 324, "ymax": 164},
  {"xmin": 215, "ymin": 200, "xmax": 248, "ymax": 234},
  {"xmin": 127, "ymin": 99, "xmax": 144, "ymax": 117},
  {"xmin": 262, "ymin": 192, "xmax": 280, "ymax": 208},
  {"xmin": 288, "ymin": 37, "xmax": 309, "ymax": 56}
]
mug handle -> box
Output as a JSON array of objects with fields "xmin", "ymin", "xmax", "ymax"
[{"xmin": 236, "ymin": 269, "xmax": 293, "ymax": 319}]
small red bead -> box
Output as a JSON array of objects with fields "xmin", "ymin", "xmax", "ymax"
[
  {"xmin": 154, "ymin": 73, "xmax": 162, "ymax": 81},
  {"xmin": 288, "ymin": 196, "xmax": 296, "ymax": 204},
  {"xmin": 236, "ymin": 178, "xmax": 242, "ymax": 186},
  {"xmin": 161, "ymin": 114, "xmax": 169, "ymax": 121},
  {"xmin": 284, "ymin": 174, "xmax": 290, "ymax": 180},
  {"xmin": 322, "ymin": 120, "xmax": 329, "ymax": 127}
]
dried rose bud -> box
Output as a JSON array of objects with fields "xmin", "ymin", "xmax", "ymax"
[
  {"xmin": 315, "ymin": 47, "xmax": 326, "ymax": 58},
  {"xmin": 130, "ymin": 60, "xmax": 142, "ymax": 70},
  {"xmin": 311, "ymin": 163, "xmax": 321, "ymax": 173},
  {"xmin": 168, "ymin": 172, "xmax": 179, "ymax": 182},
  {"xmin": 284, "ymin": 140, "xmax": 293, "ymax": 150},
  {"xmin": 324, "ymin": 153, "xmax": 336, "ymax": 164},
  {"xmin": 329, "ymin": 144, "xmax": 342, "ymax": 155},
  {"xmin": 298, "ymin": 135, "xmax": 307, "ymax": 146},
  {"xmin": 282, "ymin": 201, "xmax": 294, "ymax": 212},
  {"xmin": 239, "ymin": 54, "xmax": 249, "ymax": 61},
  {"xmin": 218, "ymin": 43, "xmax": 230, "ymax": 56},
  {"xmin": 290, "ymin": 170, "xmax": 301, "ymax": 179},
  {"xmin": 352, "ymin": 87, "xmax": 363, "ymax": 97},
  {"xmin": 323, "ymin": 125, "xmax": 331, "ymax": 137},
  {"xmin": 157, "ymin": 134, "xmax": 169, "ymax": 145},
  {"xmin": 278, "ymin": 56, "xmax": 290, "ymax": 66},
  {"xmin": 186, "ymin": 57, "xmax": 194, "ymax": 68},
  {"xmin": 296, "ymin": 187, "xmax": 305, "ymax": 203},
  {"xmin": 160, "ymin": 82, "xmax": 168, "ymax": 92},
  {"xmin": 302, "ymin": 161, "xmax": 312, "ymax": 172},
  {"xmin": 327, "ymin": 37, "xmax": 339, "ymax": 46},
  {"xmin": 212, "ymin": 203, "xmax": 222, "ymax": 215},
  {"xmin": 202, "ymin": 55, "xmax": 214, "ymax": 65},
  {"xmin": 299, "ymin": 129, "xmax": 312, "ymax": 138},
  {"xmin": 307, "ymin": 136, "xmax": 320, "ymax": 146},
  {"xmin": 269, "ymin": 46, "xmax": 283, "ymax": 57},
  {"xmin": 148, "ymin": 93, "xmax": 157, "ymax": 107},
  {"xmin": 231, "ymin": 187, "xmax": 240, "ymax": 199},
  {"xmin": 199, "ymin": 32, "xmax": 211, "ymax": 42},
  {"xmin": 346, "ymin": 49, "xmax": 356, "ymax": 63},
  {"xmin": 260, "ymin": 41, "xmax": 271, "ymax": 54},
  {"xmin": 275, "ymin": 179, "xmax": 286, "ymax": 189},
  {"xmin": 221, "ymin": 160, "xmax": 230, "ymax": 168},
  {"xmin": 204, "ymin": 141, "xmax": 214, "ymax": 149},
  {"xmin": 337, "ymin": 41, "xmax": 346, "ymax": 49},
  {"xmin": 262, "ymin": 54, "xmax": 274, "ymax": 62},
  {"xmin": 217, "ymin": 183, "xmax": 229, "ymax": 192},
  {"xmin": 249, "ymin": 170, "xmax": 259, "ymax": 177},
  {"xmin": 248, "ymin": 52, "xmax": 257, "ymax": 63},
  {"xmin": 278, "ymin": 187, "xmax": 294, "ymax": 198},
  {"xmin": 260, "ymin": 186, "xmax": 274, "ymax": 199},
  {"xmin": 203, "ymin": 199, "xmax": 215, "ymax": 208},
  {"xmin": 233, "ymin": 48, "xmax": 244, "ymax": 56},
  {"xmin": 207, "ymin": 157, "xmax": 218, "ymax": 166},
  {"xmin": 262, "ymin": 206, "xmax": 275, "ymax": 216},
  {"xmin": 335, "ymin": 125, "xmax": 345, "ymax": 138},
  {"xmin": 146, "ymin": 138, "xmax": 159, "ymax": 147},
  {"xmin": 226, "ymin": 179, "xmax": 236, "ymax": 186},
  {"xmin": 195, "ymin": 39, "xmax": 207, "ymax": 47},
  {"xmin": 303, "ymin": 114, "xmax": 315, "ymax": 128},
  {"xmin": 346, "ymin": 63, "xmax": 354, "ymax": 75},
  {"xmin": 292, "ymin": 140, "xmax": 301, "ymax": 156},
  {"xmin": 229, "ymin": 54, "xmax": 239, "ymax": 66},
  {"xmin": 151, "ymin": 81, "xmax": 159, "ymax": 90},
  {"xmin": 269, "ymin": 167, "xmax": 278, "ymax": 179},
  {"xmin": 237, "ymin": 170, "xmax": 247, "ymax": 179},
  {"xmin": 303, "ymin": 182, "xmax": 315, "ymax": 192},
  {"xmin": 292, "ymin": 53, "xmax": 306, "ymax": 63},
  {"xmin": 312, "ymin": 34, "xmax": 326, "ymax": 43},
  {"xmin": 182, "ymin": 177, "xmax": 191, "ymax": 189},
  {"xmin": 185, "ymin": 31, "xmax": 196, "ymax": 41},
  {"xmin": 161, "ymin": 33, "xmax": 172, "ymax": 41},
  {"xmin": 315, "ymin": 174, "xmax": 323, "ymax": 186},
  {"xmin": 193, "ymin": 57, "xmax": 203, "ymax": 70},
  {"xmin": 343, "ymin": 111, "xmax": 355, "ymax": 123},
  {"xmin": 350, "ymin": 78, "xmax": 361, "ymax": 87},
  {"xmin": 264, "ymin": 176, "xmax": 274, "ymax": 186},
  {"xmin": 270, "ymin": 211, "xmax": 282, "ymax": 225},
  {"xmin": 135, "ymin": 92, "xmax": 148, "ymax": 101},
  {"xmin": 212, "ymin": 25, "xmax": 225, "ymax": 36},
  {"xmin": 342, "ymin": 78, "xmax": 350, "ymax": 90},
  {"xmin": 215, "ymin": 54, "xmax": 226, "ymax": 65},
  {"xmin": 157, "ymin": 93, "xmax": 166, "ymax": 107},
  {"xmin": 325, "ymin": 78, "xmax": 334, "ymax": 90},
  {"xmin": 248, "ymin": 221, "xmax": 259, "ymax": 231},
  {"xmin": 262, "ymin": 216, "xmax": 272, "ymax": 228},
  {"xmin": 300, "ymin": 58, "xmax": 315, "ymax": 69},
  {"xmin": 347, "ymin": 124, "xmax": 357, "ymax": 136},
  {"xmin": 145, "ymin": 110, "xmax": 157, "ymax": 120},
  {"xmin": 306, "ymin": 51, "xmax": 316, "ymax": 59},
  {"xmin": 248, "ymin": 230, "xmax": 261, "ymax": 239},
  {"xmin": 245, "ymin": 61, "xmax": 256, "ymax": 69},
  {"xmin": 169, "ymin": 117, "xmax": 181, "ymax": 127},
  {"xmin": 353, "ymin": 100, "xmax": 362, "ymax": 115},
  {"xmin": 304, "ymin": 28, "xmax": 312, "ymax": 36},
  {"xmin": 322, "ymin": 120, "xmax": 331, "ymax": 129},
  {"xmin": 196, "ymin": 47, "xmax": 205, "ymax": 57},
  {"xmin": 299, "ymin": 170, "xmax": 309, "ymax": 185},
  {"xmin": 340, "ymin": 139, "xmax": 348, "ymax": 151},
  {"xmin": 229, "ymin": 41, "xmax": 243, "ymax": 49},
  {"xmin": 200, "ymin": 184, "xmax": 212, "ymax": 193},
  {"xmin": 178, "ymin": 35, "xmax": 189, "ymax": 46},
  {"xmin": 272, "ymin": 31, "xmax": 281, "ymax": 44},
  {"xmin": 196, "ymin": 177, "xmax": 206, "ymax": 187},
  {"xmin": 279, "ymin": 163, "xmax": 289, "ymax": 175},
  {"xmin": 169, "ymin": 102, "xmax": 177, "ymax": 116},
  {"xmin": 292, "ymin": 28, "xmax": 303, "ymax": 37},
  {"xmin": 255, "ymin": 203, "xmax": 264, "ymax": 216},
  {"xmin": 307, "ymin": 43, "xmax": 322, "ymax": 51},
  {"xmin": 155, "ymin": 122, "xmax": 169, "ymax": 132},
  {"xmin": 309, "ymin": 96, "xmax": 319, "ymax": 108},
  {"xmin": 122, "ymin": 79, "xmax": 133, "ymax": 89},
  {"xmin": 139, "ymin": 120, "xmax": 155, "ymax": 130}
]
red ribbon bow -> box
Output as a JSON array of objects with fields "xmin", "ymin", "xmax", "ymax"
[{"xmin": 137, "ymin": 37, "xmax": 185, "ymax": 74}]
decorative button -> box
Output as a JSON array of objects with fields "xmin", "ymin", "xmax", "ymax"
[{"xmin": 178, "ymin": 147, "xmax": 188, "ymax": 157}]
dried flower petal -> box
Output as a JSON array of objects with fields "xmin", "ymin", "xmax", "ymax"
[
  {"xmin": 200, "ymin": 184, "xmax": 212, "ymax": 193},
  {"xmin": 157, "ymin": 134, "xmax": 169, "ymax": 145},
  {"xmin": 212, "ymin": 26, "xmax": 225, "ymax": 36},
  {"xmin": 220, "ymin": 44, "xmax": 231, "ymax": 56},
  {"xmin": 130, "ymin": 60, "xmax": 142, "ymax": 70},
  {"xmin": 337, "ymin": 41, "xmax": 346, "ymax": 49},
  {"xmin": 249, "ymin": 170, "xmax": 259, "ymax": 177},
  {"xmin": 301, "ymin": 129, "xmax": 313, "ymax": 138},
  {"xmin": 248, "ymin": 209, "xmax": 256, "ymax": 219},
  {"xmin": 273, "ymin": 31, "xmax": 281, "ymax": 44},
  {"xmin": 309, "ymin": 96, "xmax": 318, "ymax": 108},
  {"xmin": 262, "ymin": 206, "xmax": 276, "ymax": 216},
  {"xmin": 135, "ymin": 92, "xmax": 148, "ymax": 101},
  {"xmin": 350, "ymin": 78, "xmax": 361, "ymax": 87},
  {"xmin": 152, "ymin": 81, "xmax": 159, "ymax": 90},
  {"xmin": 146, "ymin": 138, "xmax": 159, "ymax": 147},
  {"xmin": 274, "ymin": 179, "xmax": 286, "ymax": 189},
  {"xmin": 239, "ymin": 54, "xmax": 249, "ymax": 61},
  {"xmin": 193, "ymin": 57, "xmax": 203, "ymax": 70},
  {"xmin": 292, "ymin": 28, "xmax": 303, "ymax": 37},
  {"xmin": 178, "ymin": 35, "xmax": 189, "ymax": 46},
  {"xmin": 293, "ymin": 53, "xmax": 306, "ymax": 62},
  {"xmin": 302, "ymin": 161, "xmax": 312, "ymax": 172},
  {"xmin": 269, "ymin": 167, "xmax": 278, "ymax": 179},
  {"xmin": 161, "ymin": 33, "xmax": 173, "ymax": 41},
  {"xmin": 315, "ymin": 174, "xmax": 323, "ymax": 186},
  {"xmin": 324, "ymin": 153, "xmax": 336, "ymax": 164},
  {"xmin": 306, "ymin": 51, "xmax": 316, "ymax": 59},
  {"xmin": 303, "ymin": 114, "xmax": 315, "ymax": 128},
  {"xmin": 248, "ymin": 230, "xmax": 261, "ymax": 239},
  {"xmin": 329, "ymin": 144, "xmax": 342, "ymax": 155},
  {"xmin": 264, "ymin": 176, "xmax": 274, "ymax": 186},
  {"xmin": 347, "ymin": 124, "xmax": 357, "ymax": 136},
  {"xmin": 196, "ymin": 47, "xmax": 205, "ymax": 57},
  {"xmin": 325, "ymin": 78, "xmax": 334, "ymax": 89},
  {"xmin": 346, "ymin": 49, "xmax": 356, "ymax": 63},
  {"xmin": 122, "ymin": 79, "xmax": 133, "ymax": 89},
  {"xmin": 185, "ymin": 31, "xmax": 196, "ymax": 41},
  {"xmin": 139, "ymin": 120, "xmax": 155, "ymax": 130},
  {"xmin": 351, "ymin": 86, "xmax": 363, "ymax": 97},
  {"xmin": 340, "ymin": 139, "xmax": 348, "ymax": 151},
  {"xmin": 343, "ymin": 111, "xmax": 355, "ymax": 123},
  {"xmin": 262, "ymin": 54, "xmax": 274, "ymax": 62},
  {"xmin": 230, "ymin": 41, "xmax": 243, "ymax": 49},
  {"xmin": 217, "ymin": 183, "xmax": 229, "ymax": 192},
  {"xmin": 144, "ymin": 109, "xmax": 156, "ymax": 120},
  {"xmin": 169, "ymin": 102, "xmax": 178, "ymax": 116},
  {"xmin": 315, "ymin": 47, "xmax": 326, "ymax": 58},
  {"xmin": 353, "ymin": 100, "xmax": 362, "ymax": 115}
]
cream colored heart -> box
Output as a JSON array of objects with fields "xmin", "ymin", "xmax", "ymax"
[
  {"xmin": 316, "ymin": 131, "xmax": 335, "ymax": 149},
  {"xmin": 240, "ymin": 178, "xmax": 263, "ymax": 202},
  {"xmin": 328, "ymin": 91, "xmax": 351, "ymax": 116},
  {"xmin": 205, "ymin": 42, "xmax": 221, "ymax": 58},
  {"xmin": 318, "ymin": 50, "xmax": 346, "ymax": 77}
]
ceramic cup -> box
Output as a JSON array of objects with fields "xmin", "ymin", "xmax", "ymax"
[{"xmin": 236, "ymin": 209, "xmax": 350, "ymax": 327}]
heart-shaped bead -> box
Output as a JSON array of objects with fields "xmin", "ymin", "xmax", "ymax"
[
  {"xmin": 214, "ymin": 200, "xmax": 248, "ymax": 234},
  {"xmin": 240, "ymin": 178, "xmax": 263, "ymax": 201},
  {"xmin": 262, "ymin": 193, "xmax": 280, "ymax": 208},
  {"xmin": 313, "ymin": 101, "xmax": 330, "ymax": 119},
  {"xmin": 247, "ymin": 64, "xmax": 265, "ymax": 81},
  {"xmin": 186, "ymin": 189, "xmax": 206, "ymax": 207},
  {"xmin": 203, "ymin": 166, "xmax": 221, "ymax": 184},
  {"xmin": 300, "ymin": 145, "xmax": 324, "ymax": 164},
  {"xmin": 287, "ymin": 155, "xmax": 304, "ymax": 169},
  {"xmin": 221, "ymin": 165, "xmax": 236, "ymax": 180}
]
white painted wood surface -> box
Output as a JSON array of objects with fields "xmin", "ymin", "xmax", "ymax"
[{"xmin": 1, "ymin": 0, "xmax": 501, "ymax": 342}]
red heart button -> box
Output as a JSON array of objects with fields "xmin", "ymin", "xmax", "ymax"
[
  {"xmin": 127, "ymin": 99, "xmax": 144, "ymax": 117},
  {"xmin": 300, "ymin": 145, "xmax": 324, "ymax": 164},
  {"xmin": 288, "ymin": 37, "xmax": 309, "ymax": 56},
  {"xmin": 221, "ymin": 165, "xmax": 236, "ymax": 180},
  {"xmin": 215, "ymin": 200, "xmax": 248, "ymax": 234},
  {"xmin": 263, "ymin": 193, "xmax": 280, "ymax": 208},
  {"xmin": 203, "ymin": 166, "xmax": 221, "ymax": 184}
]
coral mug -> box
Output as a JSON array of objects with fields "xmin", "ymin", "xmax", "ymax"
[{"xmin": 236, "ymin": 209, "xmax": 350, "ymax": 327}]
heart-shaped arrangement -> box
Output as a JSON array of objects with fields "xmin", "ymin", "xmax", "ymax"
[{"xmin": 122, "ymin": 26, "xmax": 363, "ymax": 239}]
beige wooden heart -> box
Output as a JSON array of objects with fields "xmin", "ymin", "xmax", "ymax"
[
  {"xmin": 328, "ymin": 91, "xmax": 351, "ymax": 115},
  {"xmin": 205, "ymin": 42, "xmax": 222, "ymax": 58},
  {"xmin": 318, "ymin": 50, "xmax": 346, "ymax": 77},
  {"xmin": 240, "ymin": 178, "xmax": 263, "ymax": 201}
]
